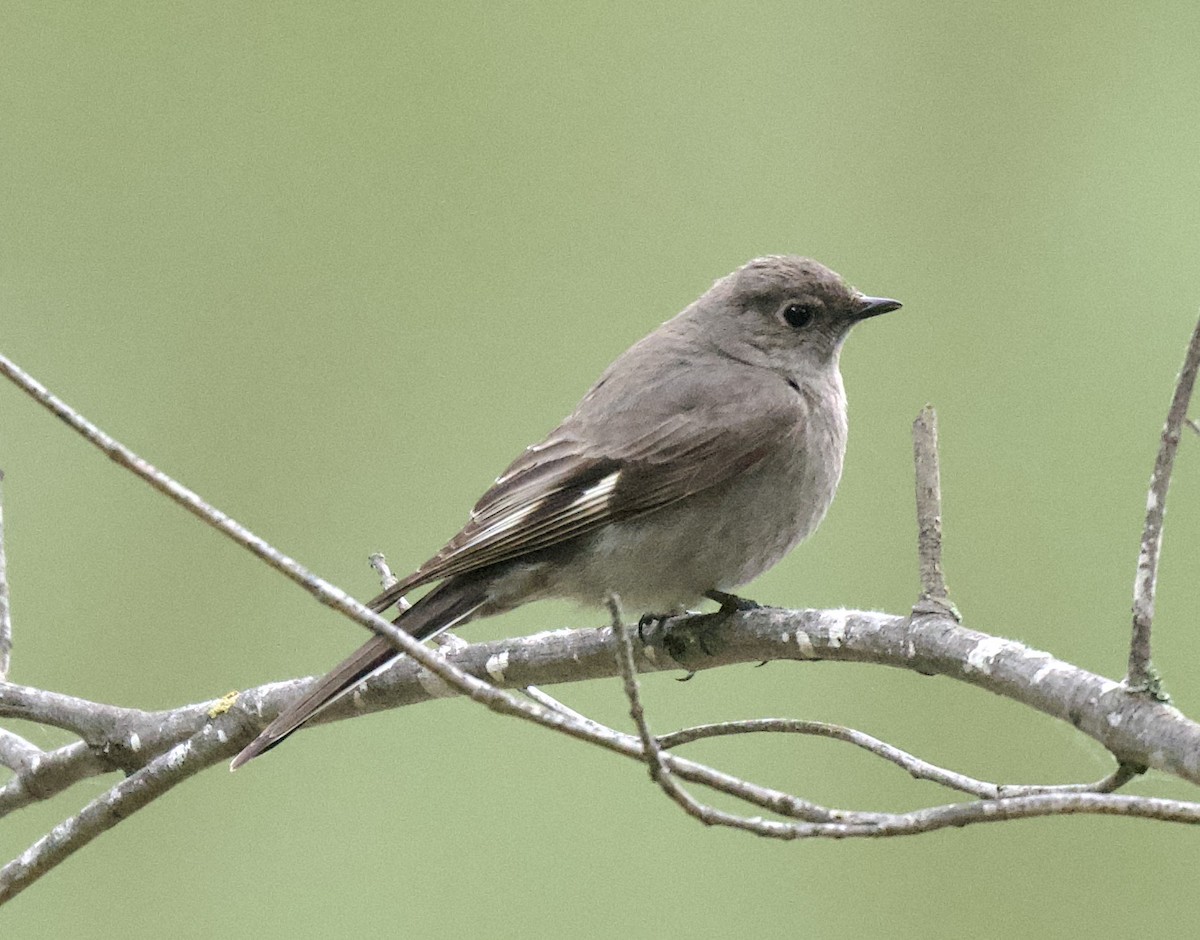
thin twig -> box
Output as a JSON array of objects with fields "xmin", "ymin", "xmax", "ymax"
[
  {"xmin": 657, "ymin": 719, "xmax": 1139, "ymax": 799},
  {"xmin": 606, "ymin": 594, "xmax": 741, "ymax": 825},
  {"xmin": 994, "ymin": 762, "xmax": 1142, "ymax": 798},
  {"xmin": 1185, "ymin": 417, "xmax": 1199, "ymax": 437},
  {"xmin": 518, "ymin": 686, "xmax": 608, "ymax": 732},
  {"xmin": 659, "ymin": 719, "xmax": 992, "ymax": 793},
  {"xmin": 606, "ymin": 595, "xmax": 667, "ymax": 784},
  {"xmin": 911, "ymin": 406, "xmax": 954, "ymax": 616},
  {"xmin": 368, "ymin": 553, "xmax": 396, "ymax": 590},
  {"xmin": 367, "ymin": 553, "xmax": 410, "ymax": 612},
  {"xmin": 1128, "ymin": 314, "xmax": 1200, "ymax": 693},
  {"xmin": 0, "ymin": 355, "xmax": 598, "ymax": 753},
  {"xmin": 0, "ymin": 469, "xmax": 12, "ymax": 681}
]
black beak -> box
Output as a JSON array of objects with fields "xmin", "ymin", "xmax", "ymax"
[{"xmin": 855, "ymin": 295, "xmax": 902, "ymax": 320}]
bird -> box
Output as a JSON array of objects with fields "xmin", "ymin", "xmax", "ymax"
[{"xmin": 230, "ymin": 255, "xmax": 900, "ymax": 769}]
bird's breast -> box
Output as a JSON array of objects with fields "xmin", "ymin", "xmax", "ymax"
[{"xmin": 539, "ymin": 373, "xmax": 849, "ymax": 612}]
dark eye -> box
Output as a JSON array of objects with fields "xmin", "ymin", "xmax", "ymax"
[{"xmin": 782, "ymin": 303, "xmax": 815, "ymax": 329}]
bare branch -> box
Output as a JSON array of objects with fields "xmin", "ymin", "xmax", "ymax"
[
  {"xmin": 0, "ymin": 468, "xmax": 11, "ymax": 681},
  {"xmin": 320, "ymin": 608, "xmax": 1200, "ymax": 786},
  {"xmin": 0, "ymin": 681, "xmax": 151, "ymax": 744},
  {"xmin": 0, "ymin": 354, "xmax": 444, "ymax": 677},
  {"xmin": 657, "ymin": 719, "xmax": 1139, "ymax": 799},
  {"xmin": 0, "ymin": 351, "xmax": 650, "ymax": 802},
  {"xmin": 0, "ymin": 723, "xmax": 232, "ymax": 905},
  {"xmin": 367, "ymin": 553, "xmax": 409, "ymax": 613},
  {"xmin": 606, "ymin": 593, "xmax": 786, "ymax": 832},
  {"xmin": 820, "ymin": 792, "xmax": 1200, "ymax": 836},
  {"xmin": 368, "ymin": 552, "xmax": 395, "ymax": 589},
  {"xmin": 994, "ymin": 763, "xmax": 1143, "ymax": 798},
  {"xmin": 0, "ymin": 728, "xmax": 41, "ymax": 774},
  {"xmin": 0, "ymin": 743, "xmax": 111, "ymax": 818},
  {"xmin": 605, "ymin": 607, "xmax": 1199, "ymax": 840},
  {"xmin": 657, "ymin": 718, "xmax": 1014, "ymax": 798},
  {"xmin": 518, "ymin": 685, "xmax": 607, "ymax": 732},
  {"xmin": 0, "ymin": 600, "xmax": 1196, "ymax": 893},
  {"xmin": 4, "ymin": 606, "xmax": 1198, "ymax": 790},
  {"xmin": 607, "ymin": 594, "xmax": 667, "ymax": 787},
  {"xmin": 912, "ymin": 405, "xmax": 951, "ymax": 609},
  {"xmin": 1128, "ymin": 314, "xmax": 1200, "ymax": 693}
]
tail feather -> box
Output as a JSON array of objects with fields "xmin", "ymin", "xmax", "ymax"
[{"xmin": 230, "ymin": 579, "xmax": 487, "ymax": 770}]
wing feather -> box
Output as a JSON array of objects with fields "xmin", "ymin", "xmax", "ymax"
[{"xmin": 372, "ymin": 360, "xmax": 802, "ymax": 609}]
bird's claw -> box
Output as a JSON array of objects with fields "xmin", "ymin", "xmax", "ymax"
[{"xmin": 637, "ymin": 611, "xmax": 672, "ymax": 643}]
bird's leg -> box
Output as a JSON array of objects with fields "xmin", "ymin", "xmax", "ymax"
[{"xmin": 703, "ymin": 589, "xmax": 762, "ymax": 614}]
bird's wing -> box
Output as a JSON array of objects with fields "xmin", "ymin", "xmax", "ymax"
[{"xmin": 371, "ymin": 368, "xmax": 802, "ymax": 609}]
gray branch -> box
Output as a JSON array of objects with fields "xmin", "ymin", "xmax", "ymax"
[
  {"xmin": 3, "ymin": 604, "xmax": 1198, "ymax": 801},
  {"xmin": 1127, "ymin": 313, "xmax": 1200, "ymax": 692},
  {"xmin": 6, "ymin": 606, "xmax": 1200, "ymax": 903},
  {"xmin": 0, "ymin": 469, "xmax": 11, "ymax": 682},
  {"xmin": 912, "ymin": 405, "xmax": 950, "ymax": 607}
]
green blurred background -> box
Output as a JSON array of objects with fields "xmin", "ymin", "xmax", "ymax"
[{"xmin": 3, "ymin": 2, "xmax": 1199, "ymax": 936}]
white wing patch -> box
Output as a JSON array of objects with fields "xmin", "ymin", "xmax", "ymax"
[
  {"xmin": 417, "ymin": 467, "xmax": 623, "ymax": 581},
  {"xmin": 577, "ymin": 469, "xmax": 620, "ymax": 505}
]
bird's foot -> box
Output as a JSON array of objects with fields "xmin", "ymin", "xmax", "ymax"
[
  {"xmin": 636, "ymin": 613, "xmax": 726, "ymax": 677},
  {"xmin": 637, "ymin": 610, "xmax": 674, "ymax": 642},
  {"xmin": 637, "ymin": 593, "xmax": 764, "ymax": 676}
]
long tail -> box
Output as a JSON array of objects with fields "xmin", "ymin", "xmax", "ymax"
[{"xmin": 230, "ymin": 579, "xmax": 488, "ymax": 770}]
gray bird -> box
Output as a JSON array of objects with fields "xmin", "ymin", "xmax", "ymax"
[{"xmin": 231, "ymin": 255, "xmax": 900, "ymax": 769}]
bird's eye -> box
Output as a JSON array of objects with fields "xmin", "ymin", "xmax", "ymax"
[{"xmin": 782, "ymin": 303, "xmax": 815, "ymax": 329}]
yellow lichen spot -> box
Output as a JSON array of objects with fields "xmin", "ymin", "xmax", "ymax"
[{"xmin": 207, "ymin": 690, "xmax": 239, "ymax": 719}]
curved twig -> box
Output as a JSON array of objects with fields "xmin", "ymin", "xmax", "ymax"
[{"xmin": 656, "ymin": 719, "xmax": 1140, "ymax": 798}]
